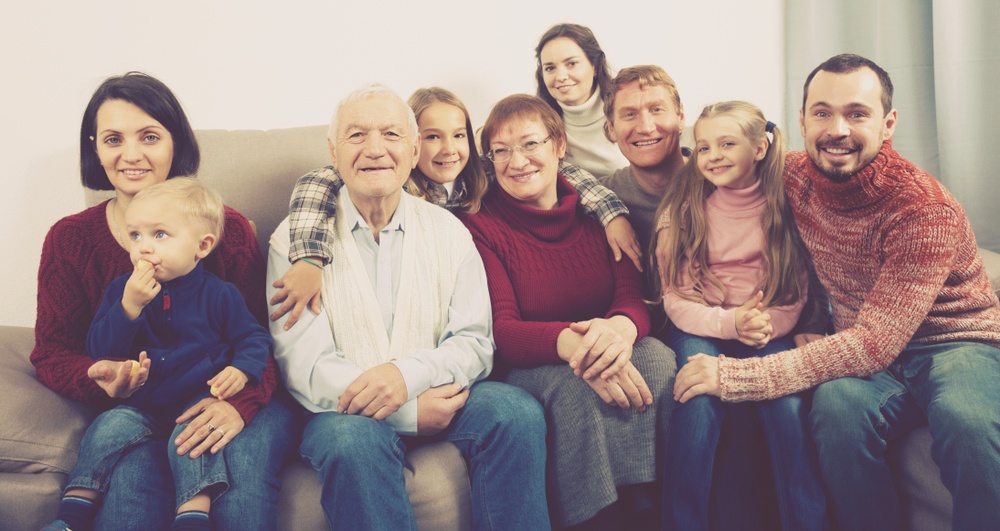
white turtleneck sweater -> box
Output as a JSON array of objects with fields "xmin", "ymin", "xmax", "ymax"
[{"xmin": 558, "ymin": 88, "xmax": 629, "ymax": 180}]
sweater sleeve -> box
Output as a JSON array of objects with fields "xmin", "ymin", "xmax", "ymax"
[
  {"xmin": 288, "ymin": 167, "xmax": 343, "ymax": 264},
  {"xmin": 718, "ymin": 204, "xmax": 965, "ymax": 402},
  {"xmin": 217, "ymin": 282, "xmax": 272, "ymax": 384},
  {"xmin": 85, "ymin": 276, "xmax": 144, "ymax": 360},
  {"xmin": 31, "ymin": 225, "xmax": 119, "ymax": 407},
  {"xmin": 559, "ymin": 162, "xmax": 629, "ymax": 227},
  {"xmin": 466, "ymin": 224, "xmax": 568, "ymax": 368},
  {"xmin": 211, "ymin": 209, "xmax": 276, "ymax": 423},
  {"xmin": 604, "ymin": 247, "xmax": 651, "ymax": 339},
  {"xmin": 662, "ymin": 257, "xmax": 740, "ymax": 339}
]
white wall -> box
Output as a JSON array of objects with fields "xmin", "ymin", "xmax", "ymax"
[{"xmin": 0, "ymin": 0, "xmax": 784, "ymax": 327}]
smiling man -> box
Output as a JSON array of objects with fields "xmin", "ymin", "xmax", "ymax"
[
  {"xmin": 672, "ymin": 54, "xmax": 1000, "ymax": 530},
  {"xmin": 266, "ymin": 84, "xmax": 549, "ymax": 530},
  {"xmin": 602, "ymin": 65, "xmax": 688, "ymax": 264}
]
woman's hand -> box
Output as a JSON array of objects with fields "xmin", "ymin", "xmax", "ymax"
[
  {"xmin": 584, "ymin": 361, "xmax": 652, "ymax": 411},
  {"xmin": 673, "ymin": 353, "xmax": 721, "ymax": 403},
  {"xmin": 605, "ymin": 215, "xmax": 643, "ymax": 271},
  {"xmin": 269, "ymin": 258, "xmax": 324, "ymax": 330},
  {"xmin": 88, "ymin": 351, "xmax": 150, "ymax": 398},
  {"xmin": 561, "ymin": 316, "xmax": 637, "ymax": 380},
  {"xmin": 174, "ymin": 397, "xmax": 245, "ymax": 458}
]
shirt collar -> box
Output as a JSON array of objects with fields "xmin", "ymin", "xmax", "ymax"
[{"xmin": 339, "ymin": 189, "xmax": 407, "ymax": 235}]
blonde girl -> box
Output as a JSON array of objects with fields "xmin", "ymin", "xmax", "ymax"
[{"xmin": 655, "ymin": 101, "xmax": 827, "ymax": 530}]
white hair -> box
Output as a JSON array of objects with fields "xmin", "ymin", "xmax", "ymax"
[{"xmin": 327, "ymin": 83, "xmax": 419, "ymax": 143}]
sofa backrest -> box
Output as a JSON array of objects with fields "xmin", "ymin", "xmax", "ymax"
[{"xmin": 85, "ymin": 125, "xmax": 331, "ymax": 256}]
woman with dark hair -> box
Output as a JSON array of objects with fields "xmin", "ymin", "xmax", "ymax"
[
  {"xmin": 33, "ymin": 71, "xmax": 295, "ymax": 530},
  {"xmin": 459, "ymin": 93, "xmax": 675, "ymax": 530},
  {"xmin": 535, "ymin": 23, "xmax": 628, "ymax": 180}
]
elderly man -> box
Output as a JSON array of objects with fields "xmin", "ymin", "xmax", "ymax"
[
  {"xmin": 267, "ymin": 84, "xmax": 549, "ymax": 530},
  {"xmin": 673, "ymin": 54, "xmax": 1000, "ymax": 530}
]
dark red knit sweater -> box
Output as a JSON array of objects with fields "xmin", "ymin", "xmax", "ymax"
[
  {"xmin": 31, "ymin": 201, "xmax": 277, "ymax": 421},
  {"xmin": 719, "ymin": 141, "xmax": 1000, "ymax": 401},
  {"xmin": 459, "ymin": 176, "xmax": 650, "ymax": 368}
]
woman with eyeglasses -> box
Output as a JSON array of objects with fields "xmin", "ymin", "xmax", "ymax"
[{"xmin": 458, "ymin": 94, "xmax": 675, "ymax": 530}]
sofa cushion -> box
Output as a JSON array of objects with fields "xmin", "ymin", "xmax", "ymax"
[
  {"xmin": 0, "ymin": 326, "xmax": 95, "ymax": 475},
  {"xmin": 979, "ymin": 247, "xmax": 1000, "ymax": 292}
]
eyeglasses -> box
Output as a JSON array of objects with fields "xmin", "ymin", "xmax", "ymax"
[{"xmin": 485, "ymin": 136, "xmax": 552, "ymax": 163}]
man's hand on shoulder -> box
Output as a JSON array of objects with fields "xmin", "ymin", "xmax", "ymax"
[
  {"xmin": 338, "ymin": 363, "xmax": 408, "ymax": 420},
  {"xmin": 416, "ymin": 384, "xmax": 469, "ymax": 436}
]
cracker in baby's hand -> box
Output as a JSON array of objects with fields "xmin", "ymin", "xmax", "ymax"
[
  {"xmin": 129, "ymin": 360, "xmax": 140, "ymax": 379},
  {"xmin": 210, "ymin": 385, "xmax": 220, "ymax": 397},
  {"xmin": 136, "ymin": 259, "xmax": 152, "ymax": 272}
]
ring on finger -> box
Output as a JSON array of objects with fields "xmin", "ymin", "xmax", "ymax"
[
  {"xmin": 206, "ymin": 423, "xmax": 217, "ymax": 432},
  {"xmin": 216, "ymin": 428, "xmax": 226, "ymax": 436}
]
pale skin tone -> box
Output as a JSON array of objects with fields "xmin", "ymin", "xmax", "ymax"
[
  {"xmin": 491, "ymin": 115, "xmax": 651, "ymax": 410},
  {"xmin": 326, "ymin": 92, "xmax": 471, "ymax": 433},
  {"xmin": 69, "ymin": 100, "xmax": 246, "ymax": 514},
  {"xmin": 672, "ymin": 69, "xmax": 896, "ymax": 403}
]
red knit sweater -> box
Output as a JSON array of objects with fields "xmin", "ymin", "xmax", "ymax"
[
  {"xmin": 459, "ymin": 176, "xmax": 650, "ymax": 368},
  {"xmin": 31, "ymin": 201, "xmax": 278, "ymax": 422},
  {"xmin": 719, "ymin": 141, "xmax": 1000, "ymax": 401}
]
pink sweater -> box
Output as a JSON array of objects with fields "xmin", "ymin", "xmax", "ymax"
[
  {"xmin": 664, "ymin": 178, "xmax": 806, "ymax": 340},
  {"xmin": 718, "ymin": 141, "xmax": 1000, "ymax": 401}
]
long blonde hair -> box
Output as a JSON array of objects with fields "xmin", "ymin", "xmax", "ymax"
[
  {"xmin": 406, "ymin": 87, "xmax": 488, "ymax": 214},
  {"xmin": 654, "ymin": 101, "xmax": 806, "ymax": 309}
]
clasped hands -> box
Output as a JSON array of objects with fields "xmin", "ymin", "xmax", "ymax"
[
  {"xmin": 337, "ymin": 363, "xmax": 469, "ymax": 437},
  {"xmin": 559, "ymin": 316, "xmax": 652, "ymax": 411}
]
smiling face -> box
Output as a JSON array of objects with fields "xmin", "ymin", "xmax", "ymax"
[
  {"xmin": 694, "ymin": 115, "xmax": 767, "ymax": 190},
  {"xmin": 126, "ymin": 195, "xmax": 214, "ymax": 282},
  {"xmin": 416, "ymin": 102, "xmax": 469, "ymax": 185},
  {"xmin": 491, "ymin": 117, "xmax": 566, "ymax": 210},
  {"xmin": 540, "ymin": 37, "xmax": 596, "ymax": 107},
  {"xmin": 330, "ymin": 93, "xmax": 418, "ymax": 205},
  {"xmin": 95, "ymin": 99, "xmax": 174, "ymax": 197},
  {"xmin": 800, "ymin": 68, "xmax": 897, "ymax": 181},
  {"xmin": 607, "ymin": 81, "xmax": 685, "ymax": 170}
]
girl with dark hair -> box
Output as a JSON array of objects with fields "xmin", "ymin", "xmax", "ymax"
[
  {"xmin": 34, "ymin": 72, "xmax": 295, "ymax": 531},
  {"xmin": 535, "ymin": 23, "xmax": 628, "ymax": 180}
]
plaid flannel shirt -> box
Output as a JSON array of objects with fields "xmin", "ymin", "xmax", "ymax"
[{"xmin": 287, "ymin": 159, "xmax": 629, "ymax": 264}]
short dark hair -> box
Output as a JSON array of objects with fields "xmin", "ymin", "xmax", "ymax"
[
  {"xmin": 534, "ymin": 23, "xmax": 613, "ymax": 118},
  {"xmin": 802, "ymin": 54, "xmax": 894, "ymax": 115},
  {"xmin": 80, "ymin": 72, "xmax": 200, "ymax": 190}
]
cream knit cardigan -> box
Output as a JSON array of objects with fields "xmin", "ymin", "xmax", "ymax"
[{"xmin": 322, "ymin": 193, "xmax": 469, "ymax": 368}]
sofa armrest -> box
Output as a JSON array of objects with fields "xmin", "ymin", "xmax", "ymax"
[
  {"xmin": 0, "ymin": 326, "xmax": 96, "ymax": 475},
  {"xmin": 979, "ymin": 247, "xmax": 1000, "ymax": 293}
]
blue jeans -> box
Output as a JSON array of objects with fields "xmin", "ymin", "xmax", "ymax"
[
  {"xmin": 299, "ymin": 381, "xmax": 550, "ymax": 531},
  {"xmin": 662, "ymin": 328, "xmax": 827, "ymax": 531},
  {"xmin": 67, "ymin": 398, "xmax": 226, "ymax": 510},
  {"xmin": 89, "ymin": 394, "xmax": 298, "ymax": 530},
  {"xmin": 811, "ymin": 341, "xmax": 1000, "ymax": 531}
]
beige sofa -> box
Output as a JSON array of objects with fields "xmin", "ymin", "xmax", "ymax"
[{"xmin": 2, "ymin": 124, "xmax": 998, "ymax": 530}]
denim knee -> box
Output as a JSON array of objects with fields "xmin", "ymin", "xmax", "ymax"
[
  {"xmin": 301, "ymin": 413, "xmax": 403, "ymax": 476},
  {"xmin": 462, "ymin": 381, "xmax": 546, "ymax": 440}
]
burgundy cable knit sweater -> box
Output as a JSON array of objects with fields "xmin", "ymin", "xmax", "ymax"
[
  {"xmin": 719, "ymin": 141, "xmax": 1000, "ymax": 401},
  {"xmin": 30, "ymin": 201, "xmax": 278, "ymax": 421},
  {"xmin": 459, "ymin": 176, "xmax": 650, "ymax": 368}
]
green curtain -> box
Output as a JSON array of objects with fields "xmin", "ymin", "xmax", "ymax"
[{"xmin": 784, "ymin": 0, "xmax": 1000, "ymax": 251}]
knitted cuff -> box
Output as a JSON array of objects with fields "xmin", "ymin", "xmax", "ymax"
[{"xmin": 717, "ymin": 354, "xmax": 768, "ymax": 402}]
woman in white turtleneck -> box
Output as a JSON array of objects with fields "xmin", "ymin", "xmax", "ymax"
[{"xmin": 535, "ymin": 23, "xmax": 629, "ymax": 180}]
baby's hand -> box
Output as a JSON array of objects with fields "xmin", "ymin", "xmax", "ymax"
[
  {"xmin": 122, "ymin": 259, "xmax": 160, "ymax": 320},
  {"xmin": 270, "ymin": 258, "xmax": 324, "ymax": 330},
  {"xmin": 735, "ymin": 291, "xmax": 773, "ymax": 348},
  {"xmin": 208, "ymin": 366, "xmax": 248, "ymax": 400}
]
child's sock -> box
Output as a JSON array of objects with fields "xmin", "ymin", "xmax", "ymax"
[
  {"xmin": 48, "ymin": 495, "xmax": 97, "ymax": 531},
  {"xmin": 172, "ymin": 510, "xmax": 210, "ymax": 531}
]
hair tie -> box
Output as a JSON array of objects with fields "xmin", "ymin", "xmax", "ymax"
[{"xmin": 765, "ymin": 121, "xmax": 776, "ymax": 133}]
